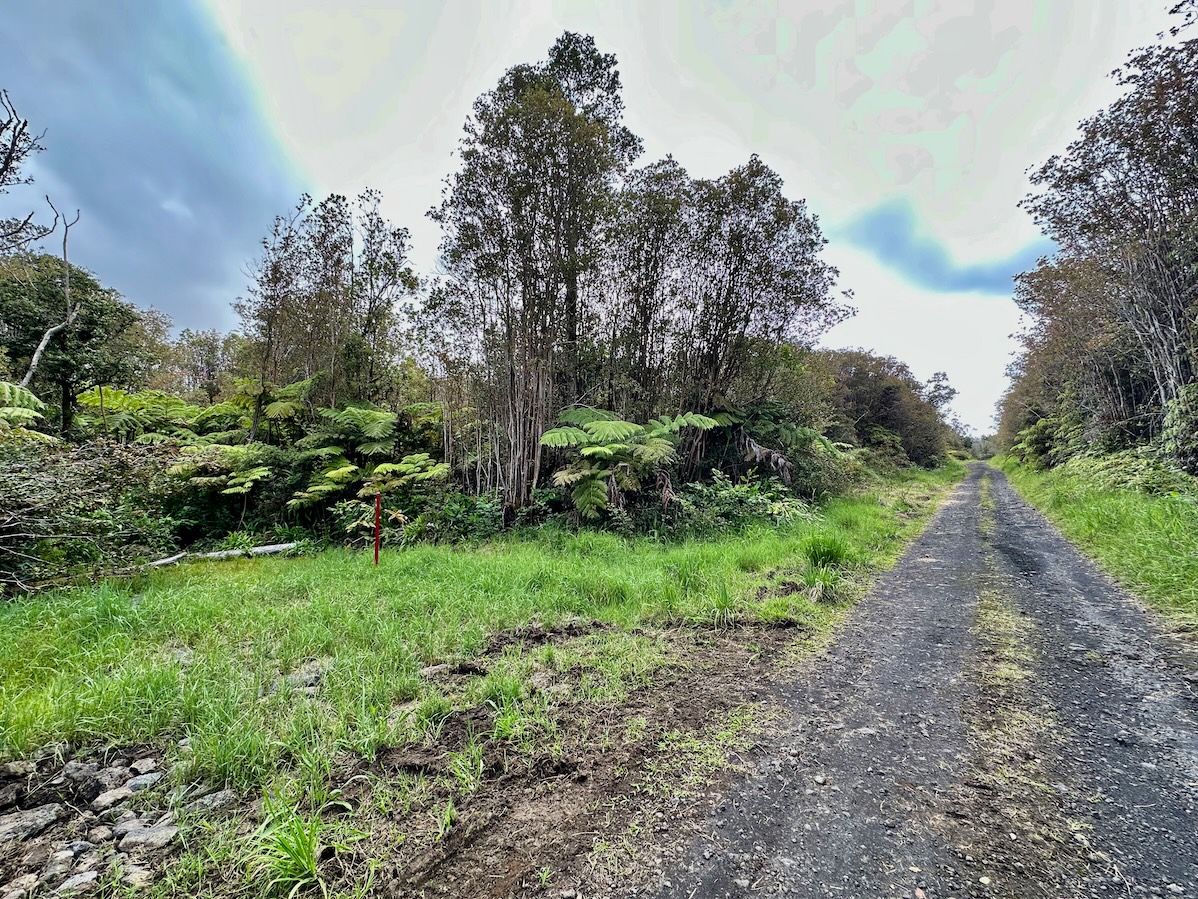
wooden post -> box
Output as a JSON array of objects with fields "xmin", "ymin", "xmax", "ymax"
[{"xmin": 374, "ymin": 492, "xmax": 382, "ymax": 567}]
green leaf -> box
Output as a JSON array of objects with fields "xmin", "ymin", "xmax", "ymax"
[{"xmin": 540, "ymin": 426, "xmax": 592, "ymax": 447}]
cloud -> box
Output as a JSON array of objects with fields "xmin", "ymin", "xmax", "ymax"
[
  {"xmin": 0, "ymin": 0, "xmax": 309, "ymax": 330},
  {"xmin": 838, "ymin": 199, "xmax": 1053, "ymax": 295}
]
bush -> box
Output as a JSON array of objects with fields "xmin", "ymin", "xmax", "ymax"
[
  {"xmin": 1162, "ymin": 383, "xmax": 1198, "ymax": 475},
  {"xmin": 662, "ymin": 471, "xmax": 811, "ymax": 537},
  {"xmin": 0, "ymin": 440, "xmax": 180, "ymax": 589}
]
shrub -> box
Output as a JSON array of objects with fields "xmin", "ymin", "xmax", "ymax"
[
  {"xmin": 1162, "ymin": 383, "xmax": 1198, "ymax": 475},
  {"xmin": 0, "ymin": 440, "xmax": 179, "ymax": 589}
]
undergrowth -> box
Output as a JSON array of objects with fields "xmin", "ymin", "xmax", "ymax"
[{"xmin": 0, "ymin": 464, "xmax": 963, "ymax": 789}]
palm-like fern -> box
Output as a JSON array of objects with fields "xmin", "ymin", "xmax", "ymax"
[
  {"xmin": 0, "ymin": 381, "xmax": 54, "ymax": 441},
  {"xmin": 288, "ymin": 405, "xmax": 447, "ymax": 508},
  {"xmin": 540, "ymin": 408, "xmax": 717, "ymax": 518}
]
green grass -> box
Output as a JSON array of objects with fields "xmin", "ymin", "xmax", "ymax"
[
  {"xmin": 998, "ymin": 457, "xmax": 1198, "ymax": 629},
  {"xmin": 0, "ymin": 463, "xmax": 964, "ymax": 790}
]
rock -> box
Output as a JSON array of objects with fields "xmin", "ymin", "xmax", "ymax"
[
  {"xmin": 61, "ymin": 761, "xmax": 98, "ymax": 782},
  {"xmin": 125, "ymin": 773, "xmax": 162, "ymax": 793},
  {"xmin": 111, "ymin": 818, "xmax": 147, "ymax": 839},
  {"xmin": 121, "ymin": 864, "xmax": 155, "ymax": 888},
  {"xmin": 420, "ymin": 663, "xmax": 451, "ymax": 677},
  {"xmin": 53, "ymin": 871, "xmax": 99, "ymax": 894},
  {"xmin": 18, "ymin": 842, "xmax": 50, "ymax": 870},
  {"xmin": 91, "ymin": 787, "xmax": 133, "ymax": 811},
  {"xmin": 129, "ymin": 758, "xmax": 157, "ymax": 775},
  {"xmin": 0, "ymin": 782, "xmax": 21, "ymax": 810},
  {"xmin": 43, "ymin": 848, "xmax": 75, "ymax": 877},
  {"xmin": 735, "ymin": 879, "xmax": 751, "ymax": 889},
  {"xmin": 0, "ymin": 762, "xmax": 36, "ymax": 778},
  {"xmin": 814, "ymin": 774, "xmax": 827, "ymax": 785},
  {"xmin": 183, "ymin": 788, "xmax": 236, "ymax": 816},
  {"xmin": 93, "ymin": 767, "xmax": 130, "ymax": 790},
  {"xmin": 85, "ymin": 826, "xmax": 111, "ymax": 843},
  {"xmin": 3, "ymin": 874, "xmax": 37, "ymax": 892},
  {"xmin": 0, "ymin": 804, "xmax": 65, "ymax": 844},
  {"xmin": 118, "ymin": 824, "xmax": 177, "ymax": 851},
  {"xmin": 1167, "ymin": 887, "xmax": 1183, "ymax": 896},
  {"xmin": 269, "ymin": 657, "xmax": 331, "ymax": 693},
  {"xmin": 65, "ymin": 840, "xmax": 94, "ymax": 857},
  {"xmin": 176, "ymin": 738, "xmax": 191, "ymax": 753}
]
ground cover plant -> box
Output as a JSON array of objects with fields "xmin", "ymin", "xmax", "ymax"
[
  {"xmin": 997, "ymin": 456, "xmax": 1198, "ymax": 629},
  {"xmin": 0, "ymin": 463, "xmax": 963, "ymax": 896}
]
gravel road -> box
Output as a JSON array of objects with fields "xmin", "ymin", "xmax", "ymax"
[{"xmin": 658, "ymin": 462, "xmax": 1198, "ymax": 899}]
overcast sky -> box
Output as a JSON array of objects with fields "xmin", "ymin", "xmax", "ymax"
[{"xmin": 0, "ymin": 1, "xmax": 1176, "ymax": 432}]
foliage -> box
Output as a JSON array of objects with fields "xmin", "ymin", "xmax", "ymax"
[
  {"xmin": 1002, "ymin": 9, "xmax": 1198, "ymax": 463},
  {"xmin": 0, "ymin": 380, "xmax": 52, "ymax": 441},
  {"xmin": 1162, "ymin": 383, "xmax": 1198, "ymax": 475},
  {"xmin": 0, "ymin": 439, "xmax": 178, "ymax": 588},
  {"xmin": 669, "ymin": 471, "xmax": 812, "ymax": 536},
  {"xmin": 541, "ymin": 408, "xmax": 716, "ymax": 518}
]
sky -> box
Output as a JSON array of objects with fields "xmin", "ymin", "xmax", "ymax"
[{"xmin": 0, "ymin": 0, "xmax": 1177, "ymax": 433}]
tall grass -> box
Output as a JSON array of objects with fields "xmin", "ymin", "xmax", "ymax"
[
  {"xmin": 999, "ymin": 457, "xmax": 1198, "ymax": 628},
  {"xmin": 0, "ymin": 464, "xmax": 963, "ymax": 786}
]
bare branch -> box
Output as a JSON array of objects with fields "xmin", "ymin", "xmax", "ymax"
[{"xmin": 19, "ymin": 198, "xmax": 81, "ymax": 389}]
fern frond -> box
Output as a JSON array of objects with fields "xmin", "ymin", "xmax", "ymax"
[
  {"xmin": 540, "ymin": 426, "xmax": 592, "ymax": 448},
  {"xmin": 558, "ymin": 407, "xmax": 619, "ymax": 426},
  {"xmin": 582, "ymin": 419, "xmax": 643, "ymax": 442},
  {"xmin": 570, "ymin": 477, "xmax": 609, "ymax": 519}
]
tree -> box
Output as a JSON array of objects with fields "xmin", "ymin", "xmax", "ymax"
[
  {"xmin": 0, "ymin": 252, "xmax": 148, "ymax": 433},
  {"xmin": 430, "ymin": 32, "xmax": 641, "ymax": 510},
  {"xmin": 0, "ymin": 90, "xmax": 52, "ymax": 252}
]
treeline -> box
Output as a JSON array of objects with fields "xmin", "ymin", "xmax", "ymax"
[
  {"xmin": 1000, "ymin": 2, "xmax": 1198, "ymax": 478},
  {"xmin": 1, "ymin": 34, "xmax": 962, "ymax": 587}
]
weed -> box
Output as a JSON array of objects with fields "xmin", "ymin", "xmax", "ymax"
[
  {"xmin": 250, "ymin": 796, "xmax": 330, "ymax": 899},
  {"xmin": 801, "ymin": 530, "xmax": 851, "ymax": 568},
  {"xmin": 447, "ymin": 734, "xmax": 485, "ymax": 794},
  {"xmin": 430, "ymin": 797, "xmax": 457, "ymax": 840}
]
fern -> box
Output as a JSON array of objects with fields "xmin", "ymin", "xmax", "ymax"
[
  {"xmin": 0, "ymin": 382, "xmax": 52, "ymax": 441},
  {"xmin": 539, "ymin": 408, "xmax": 716, "ymax": 518}
]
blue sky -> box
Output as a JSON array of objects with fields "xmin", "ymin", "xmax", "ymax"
[
  {"xmin": 0, "ymin": 0, "xmax": 309, "ymax": 331},
  {"xmin": 0, "ymin": 1, "xmax": 1174, "ymax": 430}
]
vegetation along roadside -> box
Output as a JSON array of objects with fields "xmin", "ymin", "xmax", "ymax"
[
  {"xmin": 0, "ymin": 462, "xmax": 963, "ymax": 896},
  {"xmin": 996, "ymin": 455, "xmax": 1198, "ymax": 632}
]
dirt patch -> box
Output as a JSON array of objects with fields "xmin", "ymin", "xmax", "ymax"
[{"xmin": 355, "ymin": 626, "xmax": 794, "ymax": 899}]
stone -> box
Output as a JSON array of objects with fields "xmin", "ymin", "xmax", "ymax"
[
  {"xmin": 0, "ymin": 762, "xmax": 36, "ymax": 778},
  {"xmin": 0, "ymin": 804, "xmax": 64, "ymax": 844},
  {"xmin": 267, "ymin": 657, "xmax": 331, "ymax": 694},
  {"xmin": 125, "ymin": 773, "xmax": 162, "ymax": 793},
  {"xmin": 111, "ymin": 818, "xmax": 146, "ymax": 839},
  {"xmin": 183, "ymin": 789, "xmax": 236, "ymax": 816},
  {"xmin": 61, "ymin": 761, "xmax": 98, "ymax": 782},
  {"xmin": 18, "ymin": 842, "xmax": 50, "ymax": 870},
  {"xmin": 91, "ymin": 787, "xmax": 132, "ymax": 811},
  {"xmin": 65, "ymin": 840, "xmax": 94, "ymax": 857},
  {"xmin": 53, "ymin": 871, "xmax": 99, "ymax": 894},
  {"xmin": 118, "ymin": 824, "xmax": 177, "ymax": 851},
  {"xmin": 129, "ymin": 758, "xmax": 157, "ymax": 775},
  {"xmin": 121, "ymin": 865, "xmax": 155, "ymax": 889},
  {"xmin": 0, "ymin": 782, "xmax": 21, "ymax": 810},
  {"xmin": 93, "ymin": 768, "xmax": 130, "ymax": 791},
  {"xmin": 43, "ymin": 849, "xmax": 75, "ymax": 877},
  {"xmin": 85, "ymin": 826, "xmax": 111, "ymax": 843},
  {"xmin": 4, "ymin": 874, "xmax": 37, "ymax": 892}
]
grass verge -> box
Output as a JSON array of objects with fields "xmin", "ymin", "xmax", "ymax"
[
  {"xmin": 0, "ymin": 462, "xmax": 964, "ymax": 897},
  {"xmin": 996, "ymin": 457, "xmax": 1198, "ymax": 630}
]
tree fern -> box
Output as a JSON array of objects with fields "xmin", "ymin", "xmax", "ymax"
[{"xmin": 539, "ymin": 407, "xmax": 716, "ymax": 518}]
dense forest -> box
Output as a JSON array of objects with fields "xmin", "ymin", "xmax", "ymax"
[
  {"xmin": 999, "ymin": 5, "xmax": 1198, "ymax": 485},
  {"xmin": 0, "ymin": 34, "xmax": 964, "ymax": 591}
]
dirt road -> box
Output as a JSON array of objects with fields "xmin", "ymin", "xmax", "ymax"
[{"xmin": 659, "ymin": 463, "xmax": 1198, "ymax": 899}]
